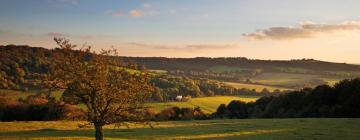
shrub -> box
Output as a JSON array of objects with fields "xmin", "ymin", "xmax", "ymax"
[{"xmin": 0, "ymin": 95, "xmax": 85, "ymax": 121}]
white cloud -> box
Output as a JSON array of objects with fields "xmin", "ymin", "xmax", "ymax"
[{"xmin": 243, "ymin": 21, "xmax": 360, "ymax": 40}]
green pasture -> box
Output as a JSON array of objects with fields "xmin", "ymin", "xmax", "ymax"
[
  {"xmin": 225, "ymin": 82, "xmax": 291, "ymax": 92},
  {"xmin": 147, "ymin": 96, "xmax": 260, "ymax": 113},
  {"xmin": 0, "ymin": 118, "xmax": 359, "ymax": 140}
]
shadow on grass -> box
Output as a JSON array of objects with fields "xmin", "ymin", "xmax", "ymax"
[{"xmin": 0, "ymin": 121, "xmax": 293, "ymax": 140}]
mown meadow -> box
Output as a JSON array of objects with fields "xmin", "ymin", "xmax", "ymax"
[
  {"xmin": 147, "ymin": 96, "xmax": 259, "ymax": 113},
  {"xmin": 0, "ymin": 118, "xmax": 359, "ymax": 140}
]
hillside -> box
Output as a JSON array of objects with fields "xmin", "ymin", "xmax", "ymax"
[
  {"xmin": 147, "ymin": 96, "xmax": 259, "ymax": 113},
  {"xmin": 121, "ymin": 57, "xmax": 360, "ymax": 88},
  {"xmin": 1, "ymin": 44, "xmax": 360, "ymax": 98},
  {"xmin": 0, "ymin": 45, "xmax": 283, "ymax": 103}
]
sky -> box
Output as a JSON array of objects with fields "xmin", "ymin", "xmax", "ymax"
[{"xmin": 1, "ymin": 0, "xmax": 360, "ymax": 63}]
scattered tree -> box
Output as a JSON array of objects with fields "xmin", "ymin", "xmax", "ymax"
[{"xmin": 52, "ymin": 38, "xmax": 153, "ymax": 140}]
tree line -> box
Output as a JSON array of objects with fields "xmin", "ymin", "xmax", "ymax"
[
  {"xmin": 0, "ymin": 45, "xmax": 287, "ymax": 103},
  {"xmin": 148, "ymin": 75, "xmax": 288, "ymax": 102},
  {"xmin": 3, "ymin": 78, "xmax": 360, "ymax": 122},
  {"xmin": 214, "ymin": 78, "xmax": 360, "ymax": 118},
  {"xmin": 120, "ymin": 57, "xmax": 360, "ymax": 76}
]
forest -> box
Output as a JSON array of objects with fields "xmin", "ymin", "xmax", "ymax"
[{"xmin": 214, "ymin": 78, "xmax": 360, "ymax": 118}]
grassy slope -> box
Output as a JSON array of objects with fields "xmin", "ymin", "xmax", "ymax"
[
  {"xmin": 147, "ymin": 96, "xmax": 260, "ymax": 113},
  {"xmin": 0, "ymin": 89, "xmax": 258, "ymax": 114},
  {"xmin": 209, "ymin": 65, "xmax": 250, "ymax": 73},
  {"xmin": 225, "ymin": 82, "xmax": 291, "ymax": 92},
  {"xmin": 252, "ymin": 72, "xmax": 342, "ymax": 87},
  {"xmin": 207, "ymin": 65, "xmax": 349, "ymax": 88},
  {"xmin": 0, "ymin": 118, "xmax": 359, "ymax": 140}
]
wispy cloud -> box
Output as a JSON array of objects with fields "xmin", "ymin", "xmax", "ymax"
[
  {"xmin": 142, "ymin": 3, "xmax": 152, "ymax": 8},
  {"xmin": 243, "ymin": 21, "xmax": 360, "ymax": 40},
  {"xmin": 129, "ymin": 10, "xmax": 143, "ymax": 17},
  {"xmin": 106, "ymin": 3, "xmax": 160, "ymax": 18},
  {"xmin": 128, "ymin": 9, "xmax": 159, "ymax": 17},
  {"xmin": 47, "ymin": 32, "xmax": 111, "ymax": 39},
  {"xmin": 47, "ymin": 32, "xmax": 66, "ymax": 37},
  {"xmin": 105, "ymin": 10, "xmax": 123, "ymax": 17},
  {"xmin": 128, "ymin": 42, "xmax": 238, "ymax": 51}
]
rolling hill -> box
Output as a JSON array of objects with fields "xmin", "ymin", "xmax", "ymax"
[{"xmin": 1, "ymin": 44, "xmax": 360, "ymax": 100}]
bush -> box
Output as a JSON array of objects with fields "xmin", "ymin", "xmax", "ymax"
[
  {"xmin": 155, "ymin": 106, "xmax": 208, "ymax": 121},
  {"xmin": 0, "ymin": 95, "xmax": 86, "ymax": 121},
  {"xmin": 214, "ymin": 78, "xmax": 360, "ymax": 119}
]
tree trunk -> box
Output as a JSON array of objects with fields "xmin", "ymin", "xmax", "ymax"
[{"xmin": 94, "ymin": 123, "xmax": 104, "ymax": 140}]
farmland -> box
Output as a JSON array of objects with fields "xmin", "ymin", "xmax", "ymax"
[
  {"xmin": 224, "ymin": 82, "xmax": 290, "ymax": 92},
  {"xmin": 251, "ymin": 72, "xmax": 343, "ymax": 88},
  {"xmin": 0, "ymin": 89, "xmax": 259, "ymax": 114},
  {"xmin": 147, "ymin": 96, "xmax": 260, "ymax": 113}
]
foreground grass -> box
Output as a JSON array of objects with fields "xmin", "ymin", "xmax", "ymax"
[
  {"xmin": 147, "ymin": 96, "xmax": 259, "ymax": 113},
  {"xmin": 0, "ymin": 118, "xmax": 359, "ymax": 140}
]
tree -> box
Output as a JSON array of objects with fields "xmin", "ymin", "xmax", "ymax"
[
  {"xmin": 52, "ymin": 38, "xmax": 153, "ymax": 140},
  {"xmin": 215, "ymin": 104, "xmax": 228, "ymax": 118},
  {"xmin": 227, "ymin": 100, "xmax": 249, "ymax": 119}
]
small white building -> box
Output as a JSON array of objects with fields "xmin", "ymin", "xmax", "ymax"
[{"xmin": 175, "ymin": 95, "xmax": 183, "ymax": 101}]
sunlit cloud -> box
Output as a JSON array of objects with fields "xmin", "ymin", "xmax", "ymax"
[
  {"xmin": 243, "ymin": 21, "xmax": 360, "ymax": 40},
  {"xmin": 128, "ymin": 9, "xmax": 159, "ymax": 17},
  {"xmin": 129, "ymin": 10, "xmax": 143, "ymax": 17}
]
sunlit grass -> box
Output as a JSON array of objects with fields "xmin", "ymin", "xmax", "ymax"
[
  {"xmin": 148, "ymin": 69, "xmax": 167, "ymax": 74},
  {"xmin": 252, "ymin": 72, "xmax": 344, "ymax": 87},
  {"xmin": 208, "ymin": 66, "xmax": 250, "ymax": 73},
  {"xmin": 0, "ymin": 118, "xmax": 359, "ymax": 140},
  {"xmin": 225, "ymin": 82, "xmax": 291, "ymax": 92},
  {"xmin": 147, "ymin": 96, "xmax": 260, "ymax": 113}
]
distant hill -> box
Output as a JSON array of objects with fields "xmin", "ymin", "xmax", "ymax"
[
  {"xmin": 0, "ymin": 45, "xmax": 286, "ymax": 102},
  {"xmin": 1, "ymin": 44, "xmax": 360, "ymax": 91},
  {"xmin": 120, "ymin": 57, "xmax": 360, "ymax": 88},
  {"xmin": 120, "ymin": 57, "xmax": 360, "ymax": 73}
]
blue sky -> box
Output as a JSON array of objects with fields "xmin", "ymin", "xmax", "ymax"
[{"xmin": 1, "ymin": 0, "xmax": 360, "ymax": 63}]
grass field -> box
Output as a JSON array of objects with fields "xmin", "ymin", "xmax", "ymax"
[
  {"xmin": 0, "ymin": 118, "xmax": 359, "ymax": 139},
  {"xmin": 147, "ymin": 96, "xmax": 259, "ymax": 113},
  {"xmin": 209, "ymin": 66, "xmax": 250, "ymax": 73},
  {"xmin": 252, "ymin": 72, "xmax": 343, "ymax": 87},
  {"xmin": 0, "ymin": 89, "xmax": 258, "ymax": 114},
  {"xmin": 148, "ymin": 69, "xmax": 168, "ymax": 74},
  {"xmin": 225, "ymin": 82, "xmax": 291, "ymax": 92}
]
